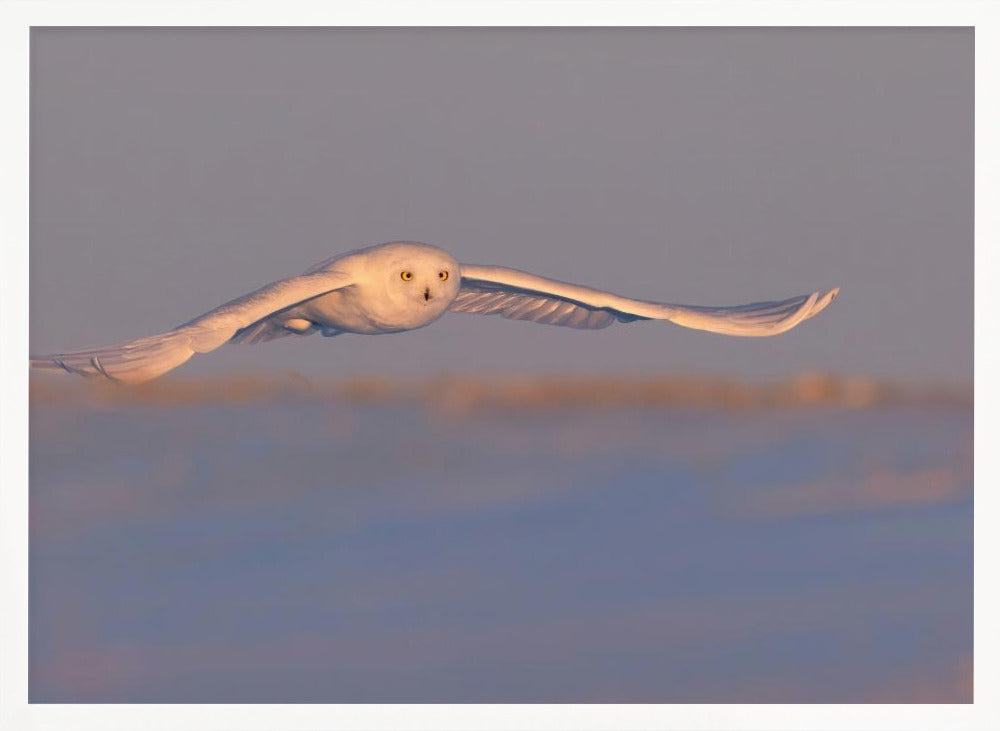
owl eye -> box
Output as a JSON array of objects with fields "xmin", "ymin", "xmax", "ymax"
[
  {"xmin": 438, "ymin": 270, "xmax": 449, "ymax": 281},
  {"xmin": 400, "ymin": 270, "xmax": 413, "ymax": 281}
]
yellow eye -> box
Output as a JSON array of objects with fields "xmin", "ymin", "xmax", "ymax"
[
  {"xmin": 438, "ymin": 270, "xmax": 449, "ymax": 281},
  {"xmin": 400, "ymin": 270, "xmax": 413, "ymax": 281}
]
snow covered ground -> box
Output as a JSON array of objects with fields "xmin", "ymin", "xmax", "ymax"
[{"xmin": 29, "ymin": 388, "xmax": 972, "ymax": 702}]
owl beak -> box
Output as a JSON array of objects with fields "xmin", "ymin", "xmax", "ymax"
[{"xmin": 423, "ymin": 287, "xmax": 431, "ymax": 302}]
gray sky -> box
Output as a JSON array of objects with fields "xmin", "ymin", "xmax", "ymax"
[{"xmin": 30, "ymin": 27, "xmax": 972, "ymax": 384}]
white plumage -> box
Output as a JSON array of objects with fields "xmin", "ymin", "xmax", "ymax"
[{"xmin": 31, "ymin": 241, "xmax": 839, "ymax": 384}]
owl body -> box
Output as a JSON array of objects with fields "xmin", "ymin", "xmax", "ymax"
[{"xmin": 247, "ymin": 242, "xmax": 462, "ymax": 339}]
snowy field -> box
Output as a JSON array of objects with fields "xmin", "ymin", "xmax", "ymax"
[{"xmin": 29, "ymin": 381, "xmax": 972, "ymax": 702}]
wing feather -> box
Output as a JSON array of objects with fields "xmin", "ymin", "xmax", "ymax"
[
  {"xmin": 31, "ymin": 268, "xmax": 353, "ymax": 383},
  {"xmin": 451, "ymin": 264, "xmax": 838, "ymax": 336}
]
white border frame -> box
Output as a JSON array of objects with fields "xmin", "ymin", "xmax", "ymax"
[{"xmin": 2, "ymin": 2, "xmax": 996, "ymax": 729}]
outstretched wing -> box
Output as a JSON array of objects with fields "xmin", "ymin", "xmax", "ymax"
[
  {"xmin": 30, "ymin": 268, "xmax": 353, "ymax": 383},
  {"xmin": 451, "ymin": 264, "xmax": 838, "ymax": 336}
]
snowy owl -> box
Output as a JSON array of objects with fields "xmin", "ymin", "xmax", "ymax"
[{"xmin": 30, "ymin": 241, "xmax": 839, "ymax": 384}]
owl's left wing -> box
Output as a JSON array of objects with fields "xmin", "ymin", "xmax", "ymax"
[
  {"xmin": 30, "ymin": 267, "xmax": 354, "ymax": 383},
  {"xmin": 450, "ymin": 264, "xmax": 838, "ymax": 336}
]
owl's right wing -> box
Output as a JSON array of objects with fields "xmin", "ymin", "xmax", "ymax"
[
  {"xmin": 30, "ymin": 268, "xmax": 354, "ymax": 384},
  {"xmin": 451, "ymin": 264, "xmax": 838, "ymax": 335}
]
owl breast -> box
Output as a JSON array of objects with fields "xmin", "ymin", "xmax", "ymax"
[{"xmin": 296, "ymin": 287, "xmax": 451, "ymax": 334}]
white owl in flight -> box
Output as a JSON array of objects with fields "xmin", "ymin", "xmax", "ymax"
[{"xmin": 31, "ymin": 241, "xmax": 839, "ymax": 384}]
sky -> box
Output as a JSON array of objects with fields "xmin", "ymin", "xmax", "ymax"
[{"xmin": 29, "ymin": 27, "xmax": 973, "ymax": 385}]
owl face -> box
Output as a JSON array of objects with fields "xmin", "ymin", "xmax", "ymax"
[{"xmin": 361, "ymin": 242, "xmax": 462, "ymax": 325}]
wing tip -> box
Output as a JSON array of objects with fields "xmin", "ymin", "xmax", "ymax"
[
  {"xmin": 817, "ymin": 286, "xmax": 840, "ymax": 310},
  {"xmin": 786, "ymin": 286, "xmax": 838, "ymax": 329},
  {"xmin": 29, "ymin": 330, "xmax": 197, "ymax": 385}
]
